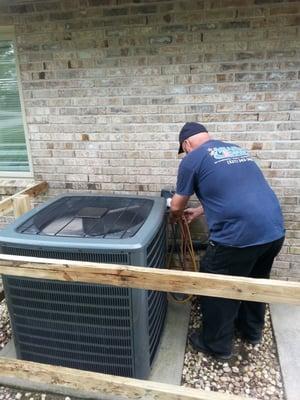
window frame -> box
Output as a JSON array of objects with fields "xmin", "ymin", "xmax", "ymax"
[{"xmin": 0, "ymin": 26, "xmax": 33, "ymax": 178}]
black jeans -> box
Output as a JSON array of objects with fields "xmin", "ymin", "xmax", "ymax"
[{"xmin": 200, "ymin": 237, "xmax": 285, "ymax": 355}]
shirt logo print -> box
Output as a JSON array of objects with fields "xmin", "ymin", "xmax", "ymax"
[{"xmin": 208, "ymin": 146, "xmax": 252, "ymax": 165}]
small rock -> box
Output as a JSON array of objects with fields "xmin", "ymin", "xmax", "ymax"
[{"xmin": 266, "ymin": 386, "xmax": 276, "ymax": 395}]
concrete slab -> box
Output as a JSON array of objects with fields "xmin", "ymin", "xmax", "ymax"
[
  {"xmin": 149, "ymin": 300, "xmax": 191, "ymax": 385},
  {"xmin": 0, "ymin": 338, "xmax": 16, "ymax": 358},
  {"xmin": 270, "ymin": 304, "xmax": 300, "ymax": 400}
]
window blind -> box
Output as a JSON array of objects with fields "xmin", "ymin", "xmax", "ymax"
[{"xmin": 0, "ymin": 39, "xmax": 29, "ymax": 172}]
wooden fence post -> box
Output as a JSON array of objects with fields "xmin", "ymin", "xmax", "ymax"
[{"xmin": 12, "ymin": 194, "xmax": 32, "ymax": 218}]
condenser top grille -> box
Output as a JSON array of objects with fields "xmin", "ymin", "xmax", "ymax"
[{"xmin": 16, "ymin": 196, "xmax": 153, "ymax": 239}]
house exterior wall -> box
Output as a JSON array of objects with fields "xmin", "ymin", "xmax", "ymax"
[{"xmin": 0, "ymin": 0, "xmax": 299, "ymax": 280}]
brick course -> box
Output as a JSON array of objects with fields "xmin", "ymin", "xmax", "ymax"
[{"xmin": 0, "ymin": 0, "xmax": 299, "ymax": 279}]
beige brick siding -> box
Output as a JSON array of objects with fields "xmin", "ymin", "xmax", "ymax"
[{"xmin": 0, "ymin": 0, "xmax": 299, "ymax": 279}]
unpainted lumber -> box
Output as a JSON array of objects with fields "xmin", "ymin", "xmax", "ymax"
[
  {"xmin": 0, "ymin": 181, "xmax": 48, "ymax": 215},
  {"xmin": 0, "ymin": 254, "xmax": 299, "ymax": 305},
  {"xmin": 0, "ymin": 358, "xmax": 257, "ymax": 400}
]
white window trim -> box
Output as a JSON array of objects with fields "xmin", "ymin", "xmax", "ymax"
[{"xmin": 0, "ymin": 26, "xmax": 33, "ymax": 178}]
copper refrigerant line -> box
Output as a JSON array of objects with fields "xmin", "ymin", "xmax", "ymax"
[{"xmin": 167, "ymin": 216, "xmax": 199, "ymax": 304}]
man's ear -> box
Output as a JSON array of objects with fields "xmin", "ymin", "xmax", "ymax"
[{"xmin": 185, "ymin": 139, "xmax": 191, "ymax": 152}]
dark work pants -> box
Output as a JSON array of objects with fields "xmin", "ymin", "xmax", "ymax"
[{"xmin": 200, "ymin": 237, "xmax": 284, "ymax": 355}]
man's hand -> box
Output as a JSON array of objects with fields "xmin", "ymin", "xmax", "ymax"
[
  {"xmin": 170, "ymin": 194, "xmax": 190, "ymax": 223},
  {"xmin": 169, "ymin": 212, "xmax": 180, "ymax": 224},
  {"xmin": 184, "ymin": 206, "xmax": 204, "ymax": 224}
]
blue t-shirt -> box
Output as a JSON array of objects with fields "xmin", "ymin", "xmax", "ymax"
[{"xmin": 176, "ymin": 140, "xmax": 285, "ymax": 247}]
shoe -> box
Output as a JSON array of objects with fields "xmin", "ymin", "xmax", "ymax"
[
  {"xmin": 235, "ymin": 327, "xmax": 262, "ymax": 346},
  {"xmin": 188, "ymin": 331, "xmax": 233, "ymax": 361},
  {"xmin": 243, "ymin": 335, "xmax": 261, "ymax": 346}
]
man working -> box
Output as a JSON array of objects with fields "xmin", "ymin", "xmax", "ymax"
[{"xmin": 170, "ymin": 122, "xmax": 285, "ymax": 360}]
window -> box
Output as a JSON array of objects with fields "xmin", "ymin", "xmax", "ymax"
[{"xmin": 0, "ymin": 27, "xmax": 31, "ymax": 176}]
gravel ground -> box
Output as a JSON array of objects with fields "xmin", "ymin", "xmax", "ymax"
[
  {"xmin": 0, "ymin": 299, "xmax": 11, "ymax": 349},
  {"xmin": 182, "ymin": 298, "xmax": 285, "ymax": 399},
  {"xmin": 0, "ymin": 388, "xmax": 77, "ymax": 400}
]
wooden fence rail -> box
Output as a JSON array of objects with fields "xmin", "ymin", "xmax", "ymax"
[
  {"xmin": 0, "ymin": 181, "xmax": 48, "ymax": 216},
  {"xmin": 0, "ymin": 254, "xmax": 299, "ymax": 305},
  {"xmin": 0, "ymin": 358, "xmax": 255, "ymax": 400}
]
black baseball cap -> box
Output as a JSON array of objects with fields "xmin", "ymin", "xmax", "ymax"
[{"xmin": 178, "ymin": 122, "xmax": 208, "ymax": 154}]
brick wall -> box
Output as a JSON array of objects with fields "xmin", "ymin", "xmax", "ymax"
[{"xmin": 0, "ymin": 0, "xmax": 299, "ymax": 279}]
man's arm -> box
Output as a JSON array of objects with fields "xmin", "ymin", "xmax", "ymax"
[{"xmin": 170, "ymin": 194, "xmax": 190, "ymax": 220}]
